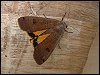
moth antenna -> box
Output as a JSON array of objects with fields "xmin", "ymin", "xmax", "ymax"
[
  {"xmin": 61, "ymin": 12, "xmax": 67, "ymax": 22},
  {"xmin": 61, "ymin": 3, "xmax": 70, "ymax": 22},
  {"xmin": 64, "ymin": 4, "xmax": 76, "ymax": 33},
  {"xmin": 36, "ymin": 2, "xmax": 48, "ymax": 16},
  {"xmin": 28, "ymin": 2, "xmax": 39, "ymax": 17},
  {"xmin": 67, "ymin": 4, "xmax": 70, "ymax": 20},
  {"xmin": 43, "ymin": 14, "xmax": 47, "ymax": 18},
  {"xmin": 4, "ymin": 4, "xmax": 13, "ymax": 13}
]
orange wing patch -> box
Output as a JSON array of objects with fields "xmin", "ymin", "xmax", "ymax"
[
  {"xmin": 28, "ymin": 29, "xmax": 50, "ymax": 48},
  {"xmin": 38, "ymin": 34, "xmax": 50, "ymax": 44},
  {"xmin": 30, "ymin": 34, "xmax": 50, "ymax": 48},
  {"xmin": 33, "ymin": 29, "xmax": 47, "ymax": 36}
]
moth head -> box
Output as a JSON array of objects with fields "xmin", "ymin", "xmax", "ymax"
[
  {"xmin": 64, "ymin": 22, "xmax": 68, "ymax": 28},
  {"xmin": 60, "ymin": 12, "xmax": 68, "ymax": 29},
  {"xmin": 61, "ymin": 21, "xmax": 68, "ymax": 29}
]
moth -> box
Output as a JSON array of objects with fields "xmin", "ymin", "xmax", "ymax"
[{"xmin": 18, "ymin": 13, "xmax": 70, "ymax": 65}]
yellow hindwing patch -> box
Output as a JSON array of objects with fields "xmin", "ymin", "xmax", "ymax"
[
  {"xmin": 33, "ymin": 29, "xmax": 47, "ymax": 36},
  {"xmin": 38, "ymin": 34, "xmax": 50, "ymax": 44},
  {"xmin": 29, "ymin": 29, "xmax": 50, "ymax": 48}
]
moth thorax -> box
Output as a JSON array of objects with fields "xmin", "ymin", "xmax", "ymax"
[
  {"xmin": 56, "ymin": 25, "xmax": 63, "ymax": 29},
  {"xmin": 62, "ymin": 22, "xmax": 67, "ymax": 28}
]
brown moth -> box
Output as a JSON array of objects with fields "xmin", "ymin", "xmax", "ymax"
[{"xmin": 18, "ymin": 14, "xmax": 68, "ymax": 65}]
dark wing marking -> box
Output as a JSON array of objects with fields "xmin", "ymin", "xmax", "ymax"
[
  {"xmin": 27, "ymin": 32, "xmax": 39, "ymax": 47},
  {"xmin": 27, "ymin": 32, "xmax": 35, "ymax": 39},
  {"xmin": 33, "ymin": 38, "xmax": 38, "ymax": 47}
]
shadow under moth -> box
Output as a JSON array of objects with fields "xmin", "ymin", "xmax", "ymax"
[{"xmin": 18, "ymin": 13, "xmax": 71, "ymax": 65}]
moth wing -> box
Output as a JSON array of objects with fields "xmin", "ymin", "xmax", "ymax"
[
  {"xmin": 18, "ymin": 16, "xmax": 60, "ymax": 32},
  {"xmin": 33, "ymin": 25, "xmax": 64, "ymax": 65}
]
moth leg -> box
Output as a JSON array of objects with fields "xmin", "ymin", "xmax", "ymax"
[
  {"xmin": 30, "ymin": 39, "xmax": 33, "ymax": 43},
  {"xmin": 64, "ymin": 29, "xmax": 73, "ymax": 33},
  {"xmin": 62, "ymin": 22, "xmax": 73, "ymax": 33},
  {"xmin": 57, "ymin": 43, "xmax": 61, "ymax": 49},
  {"xmin": 43, "ymin": 14, "xmax": 47, "ymax": 18}
]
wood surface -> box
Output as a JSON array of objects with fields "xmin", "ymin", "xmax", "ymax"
[{"xmin": 1, "ymin": 1, "xmax": 99, "ymax": 74}]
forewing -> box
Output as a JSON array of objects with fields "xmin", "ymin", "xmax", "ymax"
[{"xmin": 18, "ymin": 16, "xmax": 61, "ymax": 32}]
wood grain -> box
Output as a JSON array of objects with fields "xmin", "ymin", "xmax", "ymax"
[{"xmin": 1, "ymin": 1, "xmax": 99, "ymax": 74}]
